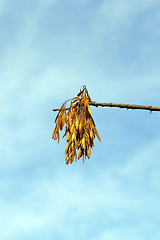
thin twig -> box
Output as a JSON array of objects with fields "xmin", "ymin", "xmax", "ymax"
[
  {"xmin": 53, "ymin": 107, "xmax": 69, "ymax": 111},
  {"xmin": 89, "ymin": 102, "xmax": 160, "ymax": 112},
  {"xmin": 53, "ymin": 101, "xmax": 160, "ymax": 112}
]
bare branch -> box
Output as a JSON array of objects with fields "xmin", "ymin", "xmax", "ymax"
[
  {"xmin": 88, "ymin": 102, "xmax": 160, "ymax": 112},
  {"xmin": 53, "ymin": 101, "xmax": 160, "ymax": 112},
  {"xmin": 53, "ymin": 107, "xmax": 70, "ymax": 111}
]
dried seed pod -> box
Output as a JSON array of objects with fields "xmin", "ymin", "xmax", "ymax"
[
  {"xmin": 93, "ymin": 127, "xmax": 101, "ymax": 142},
  {"xmin": 87, "ymin": 146, "xmax": 91, "ymax": 159},
  {"xmin": 87, "ymin": 104, "xmax": 92, "ymax": 115},
  {"xmin": 82, "ymin": 154, "xmax": 85, "ymax": 163},
  {"xmin": 82, "ymin": 137, "xmax": 86, "ymax": 150},
  {"xmin": 76, "ymin": 117, "xmax": 79, "ymax": 130},
  {"xmin": 66, "ymin": 132, "xmax": 70, "ymax": 141},
  {"xmin": 52, "ymin": 86, "xmax": 101, "ymax": 164},
  {"xmin": 78, "ymin": 148, "xmax": 82, "ymax": 159}
]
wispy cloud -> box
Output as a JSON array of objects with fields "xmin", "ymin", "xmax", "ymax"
[
  {"xmin": 0, "ymin": 0, "xmax": 160, "ymax": 239},
  {"xmin": 0, "ymin": 151, "xmax": 160, "ymax": 240},
  {"xmin": 99, "ymin": 0, "xmax": 160, "ymax": 27}
]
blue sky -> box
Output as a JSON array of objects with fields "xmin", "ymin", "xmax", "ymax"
[{"xmin": 1, "ymin": 0, "xmax": 160, "ymax": 239}]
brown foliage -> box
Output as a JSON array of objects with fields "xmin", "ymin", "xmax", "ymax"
[{"xmin": 52, "ymin": 86, "xmax": 101, "ymax": 164}]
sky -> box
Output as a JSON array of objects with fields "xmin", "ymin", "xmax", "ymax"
[{"xmin": 0, "ymin": 0, "xmax": 160, "ymax": 239}]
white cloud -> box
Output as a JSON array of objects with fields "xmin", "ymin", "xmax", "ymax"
[
  {"xmin": 99, "ymin": 222, "xmax": 159, "ymax": 240},
  {"xmin": 0, "ymin": 1, "xmax": 160, "ymax": 239},
  {"xmin": 99, "ymin": 0, "xmax": 160, "ymax": 26},
  {"xmin": 0, "ymin": 0, "xmax": 9, "ymax": 14},
  {"xmin": 0, "ymin": 202, "xmax": 49, "ymax": 239},
  {"xmin": 39, "ymin": 0, "xmax": 59, "ymax": 7},
  {"xmin": 120, "ymin": 137, "xmax": 160, "ymax": 178},
  {"xmin": 0, "ymin": 161, "xmax": 159, "ymax": 240}
]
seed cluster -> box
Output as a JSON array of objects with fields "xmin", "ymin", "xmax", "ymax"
[{"xmin": 52, "ymin": 86, "xmax": 101, "ymax": 164}]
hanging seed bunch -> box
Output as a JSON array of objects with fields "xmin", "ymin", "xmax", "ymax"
[{"xmin": 52, "ymin": 86, "xmax": 101, "ymax": 164}]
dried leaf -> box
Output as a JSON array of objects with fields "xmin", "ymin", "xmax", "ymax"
[
  {"xmin": 66, "ymin": 132, "xmax": 70, "ymax": 141},
  {"xmin": 90, "ymin": 129, "xmax": 94, "ymax": 140},
  {"xmin": 79, "ymin": 120, "xmax": 82, "ymax": 132},
  {"xmin": 82, "ymin": 154, "xmax": 85, "ymax": 163},
  {"xmin": 68, "ymin": 115, "xmax": 72, "ymax": 127},
  {"xmin": 87, "ymin": 146, "xmax": 91, "ymax": 159},
  {"xmin": 87, "ymin": 104, "xmax": 92, "ymax": 115},
  {"xmin": 82, "ymin": 137, "xmax": 85, "ymax": 150},
  {"xmin": 94, "ymin": 128, "xmax": 101, "ymax": 142},
  {"xmin": 72, "ymin": 132, "xmax": 76, "ymax": 142},
  {"xmin": 58, "ymin": 132, "xmax": 60, "ymax": 143},
  {"xmin": 76, "ymin": 117, "xmax": 79, "ymax": 130},
  {"xmin": 77, "ymin": 89, "xmax": 84, "ymax": 97},
  {"xmin": 84, "ymin": 97, "xmax": 87, "ymax": 109},
  {"xmin": 86, "ymin": 89, "xmax": 91, "ymax": 102}
]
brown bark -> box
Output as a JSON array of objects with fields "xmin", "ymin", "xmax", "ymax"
[{"xmin": 53, "ymin": 101, "xmax": 160, "ymax": 112}]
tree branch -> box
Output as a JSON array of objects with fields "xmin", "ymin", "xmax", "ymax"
[
  {"xmin": 53, "ymin": 101, "xmax": 160, "ymax": 112},
  {"xmin": 88, "ymin": 101, "xmax": 160, "ymax": 112}
]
